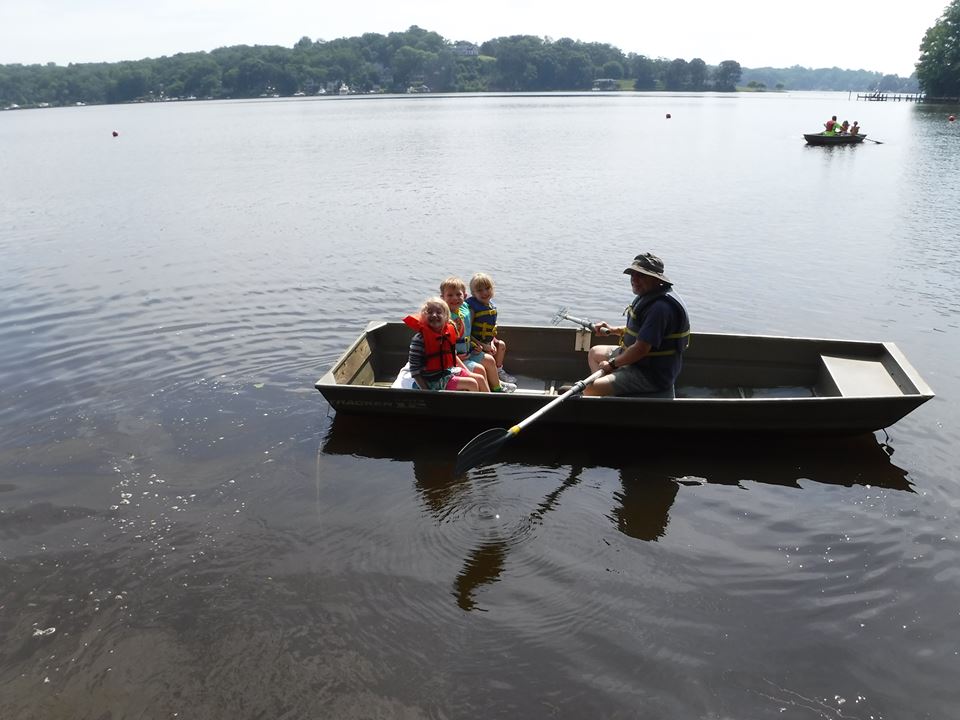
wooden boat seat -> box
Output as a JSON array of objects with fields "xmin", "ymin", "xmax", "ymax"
[{"xmin": 547, "ymin": 381, "xmax": 676, "ymax": 398}]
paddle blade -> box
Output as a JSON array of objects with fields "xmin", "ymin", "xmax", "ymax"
[{"xmin": 455, "ymin": 427, "xmax": 513, "ymax": 474}]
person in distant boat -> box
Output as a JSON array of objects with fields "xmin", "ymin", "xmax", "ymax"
[
  {"xmin": 583, "ymin": 253, "xmax": 690, "ymax": 397},
  {"xmin": 440, "ymin": 276, "xmax": 514, "ymax": 392},
  {"xmin": 824, "ymin": 115, "xmax": 838, "ymax": 135},
  {"xmin": 840, "ymin": 120, "xmax": 850, "ymax": 135},
  {"xmin": 404, "ymin": 297, "xmax": 481, "ymax": 392},
  {"xmin": 849, "ymin": 121, "xmax": 860, "ymax": 136},
  {"xmin": 466, "ymin": 272, "xmax": 516, "ymax": 385}
]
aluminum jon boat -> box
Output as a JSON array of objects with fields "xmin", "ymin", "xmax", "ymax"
[
  {"xmin": 315, "ymin": 322, "xmax": 933, "ymax": 434},
  {"xmin": 804, "ymin": 132, "xmax": 867, "ymax": 146}
]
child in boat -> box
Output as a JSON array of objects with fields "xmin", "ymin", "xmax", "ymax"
[
  {"xmin": 840, "ymin": 120, "xmax": 850, "ymax": 135},
  {"xmin": 403, "ymin": 297, "xmax": 480, "ymax": 392},
  {"xmin": 849, "ymin": 121, "xmax": 860, "ymax": 136},
  {"xmin": 440, "ymin": 276, "xmax": 515, "ymax": 392},
  {"xmin": 466, "ymin": 272, "xmax": 515, "ymax": 384}
]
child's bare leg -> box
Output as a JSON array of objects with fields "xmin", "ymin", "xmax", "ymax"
[
  {"xmin": 494, "ymin": 338, "xmax": 507, "ymax": 367},
  {"xmin": 481, "ymin": 353, "xmax": 501, "ymax": 389},
  {"xmin": 456, "ymin": 358, "xmax": 489, "ymax": 392},
  {"xmin": 457, "ymin": 377, "xmax": 480, "ymax": 392},
  {"xmin": 470, "ymin": 367, "xmax": 490, "ymax": 392}
]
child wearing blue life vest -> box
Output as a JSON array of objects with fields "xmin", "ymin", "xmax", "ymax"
[
  {"xmin": 440, "ymin": 276, "xmax": 515, "ymax": 393},
  {"xmin": 466, "ymin": 272, "xmax": 516, "ymax": 384},
  {"xmin": 403, "ymin": 297, "xmax": 481, "ymax": 392}
]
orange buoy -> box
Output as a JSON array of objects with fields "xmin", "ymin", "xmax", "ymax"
[{"xmin": 112, "ymin": 130, "xmax": 119, "ymax": 137}]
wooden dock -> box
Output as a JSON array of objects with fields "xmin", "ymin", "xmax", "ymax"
[
  {"xmin": 856, "ymin": 92, "xmax": 923, "ymax": 102},
  {"xmin": 855, "ymin": 92, "xmax": 960, "ymax": 103}
]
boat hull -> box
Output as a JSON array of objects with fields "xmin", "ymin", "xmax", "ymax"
[
  {"xmin": 315, "ymin": 322, "xmax": 933, "ymax": 434},
  {"xmin": 804, "ymin": 132, "xmax": 867, "ymax": 145}
]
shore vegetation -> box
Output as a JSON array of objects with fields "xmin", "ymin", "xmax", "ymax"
[{"xmin": 0, "ymin": 25, "xmax": 919, "ymax": 109}]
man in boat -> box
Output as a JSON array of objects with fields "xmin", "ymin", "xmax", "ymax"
[
  {"xmin": 583, "ymin": 253, "xmax": 690, "ymax": 397},
  {"xmin": 824, "ymin": 115, "xmax": 838, "ymax": 135}
]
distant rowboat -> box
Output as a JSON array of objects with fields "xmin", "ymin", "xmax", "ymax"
[{"xmin": 804, "ymin": 132, "xmax": 867, "ymax": 146}]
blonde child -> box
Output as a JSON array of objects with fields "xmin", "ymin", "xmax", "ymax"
[
  {"xmin": 466, "ymin": 272, "xmax": 515, "ymax": 384},
  {"xmin": 402, "ymin": 297, "xmax": 480, "ymax": 392},
  {"xmin": 439, "ymin": 276, "xmax": 515, "ymax": 393}
]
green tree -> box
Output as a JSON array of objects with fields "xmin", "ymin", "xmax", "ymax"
[
  {"xmin": 106, "ymin": 67, "xmax": 149, "ymax": 102},
  {"xmin": 713, "ymin": 60, "xmax": 742, "ymax": 91},
  {"xmin": 425, "ymin": 48, "xmax": 456, "ymax": 91},
  {"xmin": 182, "ymin": 57, "xmax": 221, "ymax": 96},
  {"xmin": 561, "ymin": 52, "xmax": 593, "ymax": 89},
  {"xmin": 917, "ymin": 0, "xmax": 960, "ymax": 97},
  {"xmin": 664, "ymin": 58, "xmax": 689, "ymax": 90},
  {"xmin": 491, "ymin": 35, "xmax": 543, "ymax": 90},
  {"xmin": 629, "ymin": 54, "xmax": 657, "ymax": 90},
  {"xmin": 392, "ymin": 45, "xmax": 435, "ymax": 88},
  {"xmin": 877, "ymin": 74, "xmax": 902, "ymax": 92},
  {"xmin": 531, "ymin": 50, "xmax": 561, "ymax": 89},
  {"xmin": 601, "ymin": 60, "xmax": 623, "ymax": 79},
  {"xmin": 688, "ymin": 58, "xmax": 707, "ymax": 90}
]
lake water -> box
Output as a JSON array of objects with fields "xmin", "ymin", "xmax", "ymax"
[{"xmin": 2, "ymin": 91, "xmax": 959, "ymax": 718}]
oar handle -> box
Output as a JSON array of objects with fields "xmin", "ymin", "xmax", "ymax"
[{"xmin": 513, "ymin": 369, "xmax": 605, "ymax": 433}]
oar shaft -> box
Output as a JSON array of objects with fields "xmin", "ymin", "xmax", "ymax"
[
  {"xmin": 560, "ymin": 312, "xmax": 610, "ymax": 334},
  {"xmin": 514, "ymin": 370, "xmax": 605, "ymax": 433},
  {"xmin": 560, "ymin": 312, "xmax": 594, "ymax": 330},
  {"xmin": 456, "ymin": 369, "xmax": 606, "ymax": 472}
]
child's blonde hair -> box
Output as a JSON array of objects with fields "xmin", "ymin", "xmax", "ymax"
[
  {"xmin": 439, "ymin": 276, "xmax": 467, "ymax": 295},
  {"xmin": 419, "ymin": 296, "xmax": 451, "ymax": 325},
  {"xmin": 470, "ymin": 272, "xmax": 494, "ymax": 295}
]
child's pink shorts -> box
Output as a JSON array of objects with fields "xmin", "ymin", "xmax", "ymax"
[{"xmin": 445, "ymin": 368, "xmax": 465, "ymax": 390}]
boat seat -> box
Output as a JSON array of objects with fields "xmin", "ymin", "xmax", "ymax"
[
  {"xmin": 551, "ymin": 382, "xmax": 676, "ymax": 398},
  {"xmin": 819, "ymin": 355, "xmax": 903, "ymax": 397}
]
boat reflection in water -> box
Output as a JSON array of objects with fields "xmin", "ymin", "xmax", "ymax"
[{"xmin": 320, "ymin": 415, "xmax": 912, "ymax": 610}]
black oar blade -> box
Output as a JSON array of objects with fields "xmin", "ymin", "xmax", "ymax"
[{"xmin": 455, "ymin": 427, "xmax": 513, "ymax": 474}]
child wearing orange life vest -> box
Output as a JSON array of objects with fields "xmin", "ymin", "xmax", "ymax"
[
  {"xmin": 404, "ymin": 297, "xmax": 481, "ymax": 392},
  {"xmin": 465, "ymin": 272, "xmax": 516, "ymax": 384}
]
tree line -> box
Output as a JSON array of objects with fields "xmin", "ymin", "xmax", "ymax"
[
  {"xmin": 0, "ymin": 24, "xmax": 922, "ymax": 108},
  {"xmin": 917, "ymin": 0, "xmax": 960, "ymax": 97},
  {"xmin": 739, "ymin": 66, "xmax": 918, "ymax": 94}
]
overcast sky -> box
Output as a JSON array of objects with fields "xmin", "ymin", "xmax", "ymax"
[{"xmin": 0, "ymin": 0, "xmax": 950, "ymax": 77}]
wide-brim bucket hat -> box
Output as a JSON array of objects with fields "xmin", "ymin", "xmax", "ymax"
[{"xmin": 623, "ymin": 253, "xmax": 672, "ymax": 284}]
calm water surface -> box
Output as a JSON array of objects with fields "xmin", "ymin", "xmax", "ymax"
[{"xmin": 2, "ymin": 92, "xmax": 959, "ymax": 718}]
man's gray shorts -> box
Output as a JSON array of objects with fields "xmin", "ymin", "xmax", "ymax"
[{"xmin": 606, "ymin": 347, "xmax": 666, "ymax": 396}]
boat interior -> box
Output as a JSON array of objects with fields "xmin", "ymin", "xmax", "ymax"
[{"xmin": 321, "ymin": 322, "xmax": 929, "ymax": 400}]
